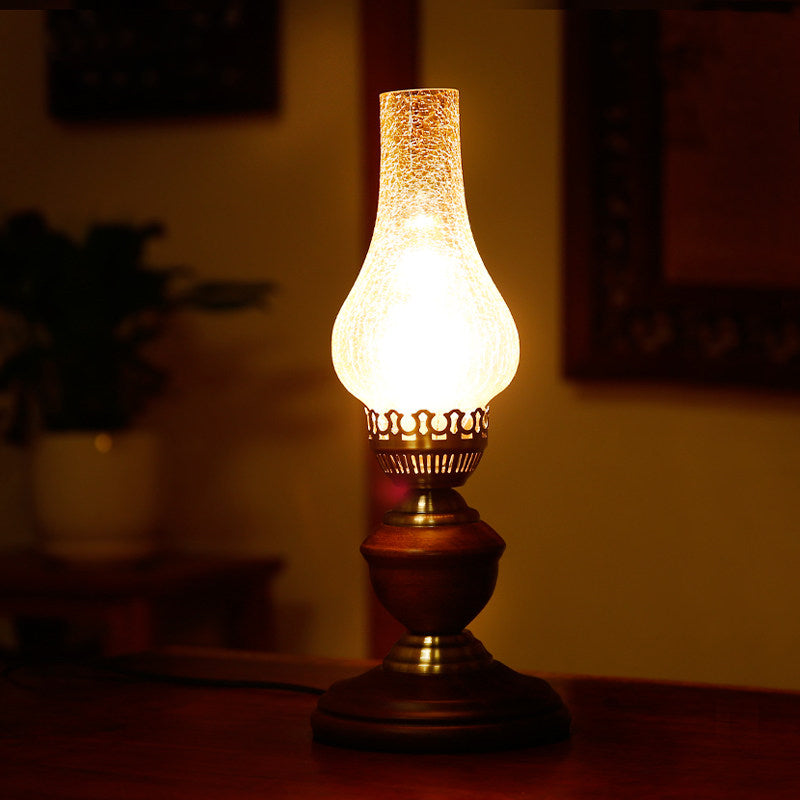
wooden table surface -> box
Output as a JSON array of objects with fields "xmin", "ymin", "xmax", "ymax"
[{"xmin": 1, "ymin": 647, "xmax": 798, "ymax": 799}]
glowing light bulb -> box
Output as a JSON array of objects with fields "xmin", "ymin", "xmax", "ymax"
[{"xmin": 332, "ymin": 88, "xmax": 519, "ymax": 423}]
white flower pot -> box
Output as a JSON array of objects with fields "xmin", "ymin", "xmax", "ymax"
[{"xmin": 32, "ymin": 430, "xmax": 159, "ymax": 562}]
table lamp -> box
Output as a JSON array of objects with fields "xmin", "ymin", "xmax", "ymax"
[{"xmin": 312, "ymin": 88, "xmax": 570, "ymax": 752}]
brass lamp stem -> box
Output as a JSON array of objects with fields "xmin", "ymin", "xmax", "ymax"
[
  {"xmin": 311, "ymin": 412, "xmax": 571, "ymax": 751},
  {"xmin": 382, "ymin": 487, "xmax": 479, "ymax": 526}
]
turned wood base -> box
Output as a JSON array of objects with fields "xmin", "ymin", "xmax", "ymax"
[
  {"xmin": 312, "ymin": 487, "xmax": 571, "ymax": 752},
  {"xmin": 312, "ymin": 648, "xmax": 570, "ymax": 752}
]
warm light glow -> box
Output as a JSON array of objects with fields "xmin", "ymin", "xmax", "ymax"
[
  {"xmin": 93, "ymin": 433, "xmax": 113, "ymax": 454},
  {"xmin": 332, "ymin": 88, "xmax": 519, "ymax": 419}
]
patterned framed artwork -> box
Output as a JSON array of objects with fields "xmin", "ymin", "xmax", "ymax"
[
  {"xmin": 46, "ymin": 3, "xmax": 279, "ymax": 121},
  {"xmin": 563, "ymin": 8, "xmax": 800, "ymax": 388}
]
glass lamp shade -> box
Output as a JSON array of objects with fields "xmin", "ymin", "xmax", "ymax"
[{"xmin": 332, "ymin": 88, "xmax": 519, "ymax": 425}]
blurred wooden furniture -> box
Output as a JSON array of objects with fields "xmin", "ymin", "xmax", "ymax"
[
  {"xmin": 0, "ymin": 647, "xmax": 798, "ymax": 798},
  {"xmin": 0, "ymin": 551, "xmax": 283, "ymax": 656}
]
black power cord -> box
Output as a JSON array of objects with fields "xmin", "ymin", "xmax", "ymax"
[
  {"xmin": 0, "ymin": 655, "xmax": 325, "ymax": 695},
  {"xmin": 106, "ymin": 661, "xmax": 325, "ymax": 695}
]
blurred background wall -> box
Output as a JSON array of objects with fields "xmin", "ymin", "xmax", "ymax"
[
  {"xmin": 1, "ymin": 2, "xmax": 799, "ymax": 690},
  {"xmin": 0, "ymin": 2, "xmax": 367, "ymax": 658},
  {"xmin": 424, "ymin": 1, "xmax": 800, "ymax": 691}
]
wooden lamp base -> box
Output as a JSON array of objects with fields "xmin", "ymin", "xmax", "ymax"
[
  {"xmin": 312, "ymin": 486, "xmax": 571, "ymax": 752},
  {"xmin": 312, "ymin": 633, "xmax": 570, "ymax": 752}
]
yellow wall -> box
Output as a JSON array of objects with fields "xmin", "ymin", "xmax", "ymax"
[
  {"xmin": 3, "ymin": 5, "xmax": 800, "ymax": 690},
  {"xmin": 0, "ymin": 5, "xmax": 367, "ymax": 658},
  {"xmin": 423, "ymin": 2, "xmax": 800, "ymax": 690}
]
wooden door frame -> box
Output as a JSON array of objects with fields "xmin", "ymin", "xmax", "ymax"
[{"xmin": 360, "ymin": 0, "xmax": 420, "ymax": 658}]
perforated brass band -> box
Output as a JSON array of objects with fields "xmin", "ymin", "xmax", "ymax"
[{"xmin": 365, "ymin": 407, "xmax": 488, "ymax": 488}]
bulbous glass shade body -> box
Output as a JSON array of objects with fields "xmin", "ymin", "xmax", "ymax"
[{"xmin": 332, "ymin": 88, "xmax": 519, "ymax": 423}]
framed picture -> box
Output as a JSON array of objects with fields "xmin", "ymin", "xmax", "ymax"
[
  {"xmin": 563, "ymin": 8, "xmax": 800, "ymax": 389},
  {"xmin": 46, "ymin": 3, "xmax": 280, "ymax": 121}
]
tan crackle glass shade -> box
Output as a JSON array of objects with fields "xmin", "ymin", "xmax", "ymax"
[{"xmin": 332, "ymin": 88, "xmax": 519, "ymax": 423}]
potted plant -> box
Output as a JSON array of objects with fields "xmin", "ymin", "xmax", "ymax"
[{"xmin": 0, "ymin": 210, "xmax": 273, "ymax": 560}]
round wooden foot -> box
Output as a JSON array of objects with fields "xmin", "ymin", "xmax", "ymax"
[{"xmin": 311, "ymin": 659, "xmax": 570, "ymax": 753}]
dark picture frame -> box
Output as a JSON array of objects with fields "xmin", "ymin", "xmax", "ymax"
[
  {"xmin": 46, "ymin": 3, "xmax": 280, "ymax": 121},
  {"xmin": 563, "ymin": 9, "xmax": 800, "ymax": 389}
]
